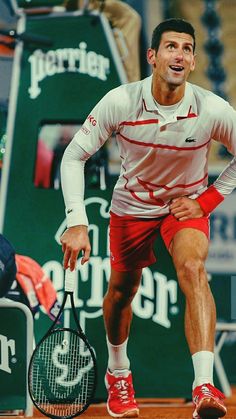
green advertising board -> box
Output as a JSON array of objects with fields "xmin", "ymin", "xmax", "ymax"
[
  {"xmin": 0, "ymin": 300, "xmax": 33, "ymax": 414},
  {"xmin": 0, "ymin": 8, "xmax": 127, "ymax": 260},
  {"xmin": 0, "ymin": 9, "xmax": 235, "ymax": 403}
]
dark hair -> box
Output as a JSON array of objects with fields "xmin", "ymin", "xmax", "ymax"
[{"xmin": 151, "ymin": 18, "xmax": 195, "ymax": 52}]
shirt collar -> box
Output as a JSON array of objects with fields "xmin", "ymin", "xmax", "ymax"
[{"xmin": 142, "ymin": 75, "xmax": 198, "ymax": 119}]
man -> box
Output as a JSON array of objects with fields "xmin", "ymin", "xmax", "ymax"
[{"xmin": 60, "ymin": 18, "xmax": 235, "ymax": 419}]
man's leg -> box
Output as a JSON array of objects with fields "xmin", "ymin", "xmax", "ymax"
[
  {"xmin": 103, "ymin": 267, "xmax": 142, "ymax": 344},
  {"xmin": 170, "ymin": 228, "xmax": 214, "ymax": 354},
  {"xmin": 170, "ymin": 228, "xmax": 226, "ymax": 418},
  {"xmin": 103, "ymin": 267, "xmax": 142, "ymax": 418}
]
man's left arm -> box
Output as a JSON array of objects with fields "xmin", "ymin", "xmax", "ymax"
[{"xmin": 170, "ymin": 100, "xmax": 236, "ymax": 221}]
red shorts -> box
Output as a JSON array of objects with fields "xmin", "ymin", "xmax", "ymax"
[{"xmin": 109, "ymin": 211, "xmax": 209, "ymax": 272}]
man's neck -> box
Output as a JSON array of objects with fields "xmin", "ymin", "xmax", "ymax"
[{"xmin": 152, "ymin": 80, "xmax": 186, "ymax": 105}]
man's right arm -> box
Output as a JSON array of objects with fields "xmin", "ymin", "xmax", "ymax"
[
  {"xmin": 60, "ymin": 141, "xmax": 91, "ymax": 270},
  {"xmin": 60, "ymin": 88, "xmax": 125, "ymax": 269}
]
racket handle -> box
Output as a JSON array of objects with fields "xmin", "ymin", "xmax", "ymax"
[{"xmin": 65, "ymin": 269, "xmax": 76, "ymax": 292}]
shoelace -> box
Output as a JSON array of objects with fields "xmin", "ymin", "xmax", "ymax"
[
  {"xmin": 198, "ymin": 384, "xmax": 225, "ymax": 400},
  {"xmin": 111, "ymin": 379, "xmax": 135, "ymax": 405}
]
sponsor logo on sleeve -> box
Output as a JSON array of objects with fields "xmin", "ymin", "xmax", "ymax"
[
  {"xmin": 87, "ymin": 115, "xmax": 97, "ymax": 126},
  {"xmin": 81, "ymin": 125, "xmax": 90, "ymax": 135}
]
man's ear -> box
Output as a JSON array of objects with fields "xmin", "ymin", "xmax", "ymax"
[
  {"xmin": 147, "ymin": 48, "xmax": 156, "ymax": 66},
  {"xmin": 190, "ymin": 53, "xmax": 196, "ymax": 72}
]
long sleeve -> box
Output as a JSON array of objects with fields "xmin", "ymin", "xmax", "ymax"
[
  {"xmin": 60, "ymin": 87, "xmax": 126, "ymax": 226},
  {"xmin": 60, "ymin": 141, "xmax": 90, "ymax": 227},
  {"xmin": 214, "ymin": 157, "xmax": 236, "ymax": 195},
  {"xmin": 196, "ymin": 98, "xmax": 236, "ymax": 214}
]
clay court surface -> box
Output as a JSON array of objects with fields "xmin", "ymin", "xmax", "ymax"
[
  {"xmin": 2, "ymin": 388, "xmax": 236, "ymax": 419},
  {"xmin": 82, "ymin": 394, "xmax": 236, "ymax": 418}
]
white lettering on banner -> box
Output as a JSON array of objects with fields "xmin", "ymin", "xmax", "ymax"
[
  {"xmin": 132, "ymin": 270, "xmax": 178, "ymax": 328},
  {"xmin": 28, "ymin": 42, "xmax": 110, "ymax": 99},
  {"xmin": 0, "ymin": 334, "xmax": 16, "ymax": 374},
  {"xmin": 152, "ymin": 272, "xmax": 178, "ymax": 328},
  {"xmin": 43, "ymin": 258, "xmax": 179, "ymax": 329}
]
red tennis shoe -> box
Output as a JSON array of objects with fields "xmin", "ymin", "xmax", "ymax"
[
  {"xmin": 192, "ymin": 383, "xmax": 227, "ymax": 418},
  {"xmin": 105, "ymin": 369, "xmax": 139, "ymax": 418}
]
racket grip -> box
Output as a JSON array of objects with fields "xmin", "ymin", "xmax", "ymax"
[{"xmin": 65, "ymin": 269, "xmax": 76, "ymax": 292}]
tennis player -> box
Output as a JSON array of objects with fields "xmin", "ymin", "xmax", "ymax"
[{"xmin": 60, "ymin": 18, "xmax": 235, "ymax": 418}]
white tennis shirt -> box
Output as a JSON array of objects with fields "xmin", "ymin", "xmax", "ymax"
[{"xmin": 61, "ymin": 75, "xmax": 236, "ymax": 227}]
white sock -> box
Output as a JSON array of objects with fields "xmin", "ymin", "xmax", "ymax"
[
  {"xmin": 192, "ymin": 351, "xmax": 214, "ymax": 389},
  {"xmin": 106, "ymin": 336, "xmax": 130, "ymax": 372}
]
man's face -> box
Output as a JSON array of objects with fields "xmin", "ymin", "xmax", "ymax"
[{"xmin": 147, "ymin": 31, "xmax": 195, "ymax": 87}]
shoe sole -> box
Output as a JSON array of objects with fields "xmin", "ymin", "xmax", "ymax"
[
  {"xmin": 193, "ymin": 411, "xmax": 225, "ymax": 419},
  {"xmin": 107, "ymin": 404, "xmax": 139, "ymax": 418},
  {"xmin": 197, "ymin": 397, "xmax": 227, "ymax": 418},
  {"xmin": 194, "ymin": 416, "xmax": 224, "ymax": 419},
  {"xmin": 194, "ymin": 416, "xmax": 225, "ymax": 419}
]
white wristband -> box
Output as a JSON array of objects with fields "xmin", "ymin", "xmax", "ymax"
[{"xmin": 66, "ymin": 206, "xmax": 89, "ymax": 228}]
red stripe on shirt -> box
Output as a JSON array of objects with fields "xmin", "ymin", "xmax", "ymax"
[
  {"xmin": 123, "ymin": 175, "xmax": 165, "ymax": 206},
  {"xmin": 177, "ymin": 113, "xmax": 197, "ymax": 120},
  {"xmin": 119, "ymin": 119, "xmax": 159, "ymax": 127},
  {"xmin": 137, "ymin": 173, "xmax": 208, "ymax": 191},
  {"xmin": 118, "ymin": 132, "xmax": 211, "ymax": 151}
]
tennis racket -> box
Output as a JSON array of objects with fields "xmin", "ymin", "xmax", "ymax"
[{"xmin": 28, "ymin": 268, "xmax": 97, "ymax": 418}]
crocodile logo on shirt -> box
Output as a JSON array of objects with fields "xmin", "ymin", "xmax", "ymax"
[{"xmin": 185, "ymin": 137, "xmax": 197, "ymax": 143}]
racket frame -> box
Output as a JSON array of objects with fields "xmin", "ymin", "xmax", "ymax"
[{"xmin": 28, "ymin": 279, "xmax": 97, "ymax": 419}]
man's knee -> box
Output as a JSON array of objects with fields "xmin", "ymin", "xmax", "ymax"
[
  {"xmin": 106, "ymin": 281, "xmax": 138, "ymax": 307},
  {"xmin": 105, "ymin": 269, "xmax": 141, "ymax": 307},
  {"xmin": 176, "ymin": 257, "xmax": 208, "ymax": 293}
]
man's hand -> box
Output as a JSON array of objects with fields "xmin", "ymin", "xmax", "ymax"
[
  {"xmin": 60, "ymin": 225, "xmax": 91, "ymax": 271},
  {"xmin": 169, "ymin": 197, "xmax": 204, "ymax": 221}
]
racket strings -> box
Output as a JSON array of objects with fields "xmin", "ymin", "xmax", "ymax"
[{"xmin": 30, "ymin": 329, "xmax": 95, "ymax": 418}]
